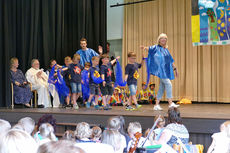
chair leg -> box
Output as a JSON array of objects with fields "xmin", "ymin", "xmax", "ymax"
[
  {"xmin": 35, "ymin": 91, "xmax": 37, "ymax": 108},
  {"xmin": 30, "ymin": 97, "xmax": 33, "ymax": 108},
  {"xmin": 11, "ymin": 83, "xmax": 14, "ymax": 109}
]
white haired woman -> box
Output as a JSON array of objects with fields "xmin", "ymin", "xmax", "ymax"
[
  {"xmin": 0, "ymin": 129, "xmax": 38, "ymax": 153},
  {"xmin": 75, "ymin": 122, "xmax": 94, "ymax": 143},
  {"xmin": 141, "ymin": 33, "xmax": 179, "ymax": 111}
]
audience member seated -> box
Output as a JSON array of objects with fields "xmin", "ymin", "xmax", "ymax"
[
  {"xmin": 62, "ymin": 130, "xmax": 75, "ymax": 141},
  {"xmin": 0, "ymin": 119, "xmax": 11, "ymax": 135},
  {"xmin": 75, "ymin": 141, "xmax": 115, "ymax": 153},
  {"xmin": 126, "ymin": 122, "xmax": 150, "ymax": 152},
  {"xmin": 37, "ymin": 114, "xmax": 57, "ymax": 133},
  {"xmin": 91, "ymin": 126, "xmax": 102, "ymax": 143},
  {"xmin": 0, "ymin": 129, "xmax": 38, "ymax": 153},
  {"xmin": 153, "ymin": 115, "xmax": 165, "ymax": 141},
  {"xmin": 75, "ymin": 122, "xmax": 94, "ymax": 143},
  {"xmin": 37, "ymin": 140, "xmax": 85, "ymax": 153},
  {"xmin": 10, "ymin": 57, "xmax": 33, "ymax": 108},
  {"xmin": 25, "ymin": 59, "xmax": 51, "ymax": 108},
  {"xmin": 101, "ymin": 129, "xmax": 124, "ymax": 153},
  {"xmin": 34, "ymin": 123, "xmax": 57, "ymax": 146},
  {"xmin": 18, "ymin": 117, "xmax": 35, "ymax": 135},
  {"xmin": 115, "ymin": 116, "xmax": 131, "ymax": 149},
  {"xmin": 107, "ymin": 116, "xmax": 127, "ymax": 152},
  {"xmin": 207, "ymin": 121, "xmax": 230, "ymax": 153},
  {"xmin": 12, "ymin": 123, "xmax": 24, "ymax": 131},
  {"xmin": 156, "ymin": 107, "xmax": 189, "ymax": 147}
]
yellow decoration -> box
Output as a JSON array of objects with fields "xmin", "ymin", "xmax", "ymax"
[
  {"xmin": 223, "ymin": 29, "xmax": 226, "ymax": 32},
  {"xmin": 218, "ymin": 19, "xmax": 221, "ymax": 24},
  {"xmin": 221, "ymin": 22, "xmax": 225, "ymax": 27},
  {"xmin": 220, "ymin": 32, "xmax": 224, "ymax": 37},
  {"xmin": 191, "ymin": 15, "xmax": 200, "ymax": 43},
  {"xmin": 220, "ymin": 0, "xmax": 225, "ymax": 3},
  {"xmin": 228, "ymin": 18, "xmax": 230, "ymax": 22},
  {"xmin": 133, "ymin": 71, "xmax": 139, "ymax": 79},
  {"xmin": 94, "ymin": 71, "xmax": 100, "ymax": 78},
  {"xmin": 177, "ymin": 98, "xmax": 192, "ymax": 104},
  {"xmin": 220, "ymin": 9, "xmax": 224, "ymax": 19},
  {"xmin": 218, "ymin": 26, "xmax": 221, "ymax": 30}
]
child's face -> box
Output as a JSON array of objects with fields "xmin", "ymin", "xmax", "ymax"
[
  {"xmin": 114, "ymin": 89, "xmax": 118, "ymax": 94},
  {"xmin": 84, "ymin": 66, "xmax": 90, "ymax": 70},
  {"xmin": 102, "ymin": 57, "xmax": 109, "ymax": 65},
  {"xmin": 50, "ymin": 60, "xmax": 57, "ymax": 68},
  {"xmin": 142, "ymin": 85, "xmax": 146, "ymax": 89},
  {"xmin": 150, "ymin": 85, "xmax": 155, "ymax": 90},
  {"xmin": 92, "ymin": 59, "xmax": 99, "ymax": 66},
  {"xmin": 73, "ymin": 58, "xmax": 79, "ymax": 64},
  {"xmin": 128, "ymin": 56, "xmax": 136, "ymax": 63},
  {"xmin": 65, "ymin": 59, "xmax": 71, "ymax": 66}
]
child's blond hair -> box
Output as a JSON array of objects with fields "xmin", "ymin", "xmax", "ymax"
[
  {"xmin": 92, "ymin": 56, "xmax": 99, "ymax": 61},
  {"xmin": 73, "ymin": 54, "xmax": 80, "ymax": 61}
]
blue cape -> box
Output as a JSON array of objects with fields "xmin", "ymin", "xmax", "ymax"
[{"xmin": 147, "ymin": 45, "xmax": 175, "ymax": 80}]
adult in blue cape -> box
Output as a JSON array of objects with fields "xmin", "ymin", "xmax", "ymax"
[
  {"xmin": 141, "ymin": 33, "xmax": 179, "ymax": 111},
  {"xmin": 76, "ymin": 38, "xmax": 103, "ymax": 67}
]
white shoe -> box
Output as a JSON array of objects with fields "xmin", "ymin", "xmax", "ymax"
[
  {"xmin": 73, "ymin": 104, "xmax": 79, "ymax": 110},
  {"xmin": 153, "ymin": 105, "xmax": 163, "ymax": 111},
  {"xmin": 169, "ymin": 102, "xmax": 180, "ymax": 108}
]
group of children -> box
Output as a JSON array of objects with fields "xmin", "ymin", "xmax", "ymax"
[{"xmin": 48, "ymin": 49, "xmax": 157, "ymax": 111}]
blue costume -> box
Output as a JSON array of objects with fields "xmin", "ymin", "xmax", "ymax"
[
  {"xmin": 76, "ymin": 48, "xmax": 99, "ymax": 66},
  {"xmin": 147, "ymin": 45, "xmax": 175, "ymax": 80}
]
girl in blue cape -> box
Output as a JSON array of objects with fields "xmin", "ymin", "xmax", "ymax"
[{"xmin": 141, "ymin": 33, "xmax": 179, "ymax": 111}]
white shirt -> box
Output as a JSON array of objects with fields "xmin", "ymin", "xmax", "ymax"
[
  {"xmin": 25, "ymin": 67, "xmax": 48, "ymax": 87},
  {"xmin": 211, "ymin": 132, "xmax": 230, "ymax": 153}
]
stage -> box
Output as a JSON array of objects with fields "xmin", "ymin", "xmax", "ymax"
[{"xmin": 0, "ymin": 103, "xmax": 230, "ymax": 152}]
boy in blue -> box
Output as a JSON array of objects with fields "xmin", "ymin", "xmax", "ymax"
[
  {"xmin": 100, "ymin": 54, "xmax": 120, "ymax": 110},
  {"xmin": 86, "ymin": 56, "xmax": 102, "ymax": 110},
  {"xmin": 124, "ymin": 52, "xmax": 144, "ymax": 110},
  {"xmin": 68, "ymin": 54, "xmax": 84, "ymax": 109},
  {"xmin": 76, "ymin": 38, "xmax": 103, "ymax": 66}
]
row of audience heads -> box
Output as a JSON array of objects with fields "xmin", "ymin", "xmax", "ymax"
[{"xmin": 2, "ymin": 107, "xmax": 222, "ymax": 153}]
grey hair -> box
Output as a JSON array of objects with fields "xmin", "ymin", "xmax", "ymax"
[
  {"xmin": 0, "ymin": 129, "xmax": 38, "ymax": 153},
  {"xmin": 18, "ymin": 117, "xmax": 35, "ymax": 135},
  {"xmin": 37, "ymin": 140, "xmax": 85, "ymax": 153},
  {"xmin": 31, "ymin": 59, "xmax": 39, "ymax": 66},
  {"xmin": 0, "ymin": 119, "xmax": 11, "ymax": 134},
  {"xmin": 101, "ymin": 129, "xmax": 122, "ymax": 151},
  {"xmin": 127, "ymin": 122, "xmax": 142, "ymax": 135},
  {"xmin": 107, "ymin": 116, "xmax": 121, "ymax": 131},
  {"xmin": 75, "ymin": 122, "xmax": 92, "ymax": 140},
  {"xmin": 39, "ymin": 123, "xmax": 56, "ymax": 141}
]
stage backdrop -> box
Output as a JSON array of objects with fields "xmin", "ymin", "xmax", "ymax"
[
  {"xmin": 192, "ymin": 0, "xmax": 230, "ymax": 46},
  {"xmin": 0, "ymin": 0, "xmax": 107, "ymax": 107},
  {"xmin": 123, "ymin": 0, "xmax": 230, "ymax": 103}
]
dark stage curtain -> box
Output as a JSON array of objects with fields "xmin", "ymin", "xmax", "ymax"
[{"xmin": 0, "ymin": 0, "xmax": 107, "ymax": 107}]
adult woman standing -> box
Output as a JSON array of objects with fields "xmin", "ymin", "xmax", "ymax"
[
  {"xmin": 141, "ymin": 33, "xmax": 179, "ymax": 110},
  {"xmin": 10, "ymin": 57, "xmax": 32, "ymax": 107}
]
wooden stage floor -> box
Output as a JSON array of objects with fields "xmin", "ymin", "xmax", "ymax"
[
  {"xmin": 0, "ymin": 103, "xmax": 229, "ymax": 152},
  {"xmin": 0, "ymin": 103, "xmax": 230, "ymax": 119}
]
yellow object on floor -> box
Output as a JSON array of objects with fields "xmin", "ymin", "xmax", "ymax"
[{"xmin": 177, "ymin": 98, "xmax": 192, "ymax": 104}]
